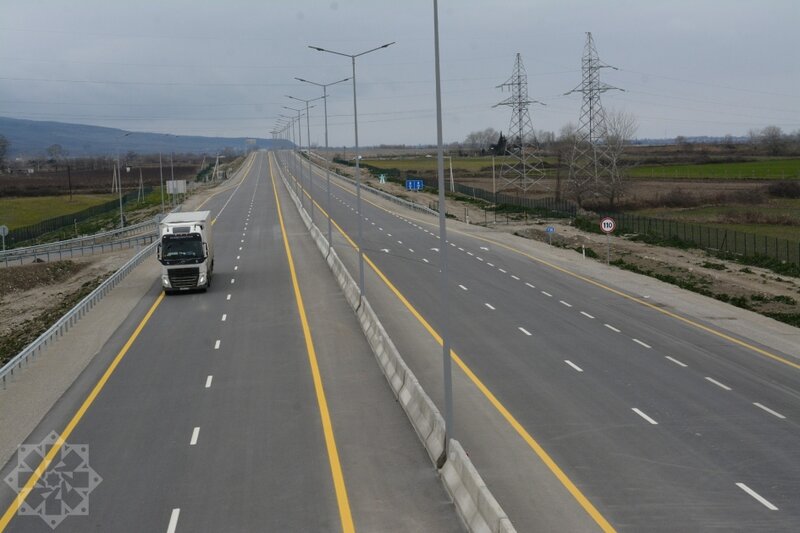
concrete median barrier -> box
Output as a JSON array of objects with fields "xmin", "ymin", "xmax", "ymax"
[
  {"xmin": 441, "ymin": 439, "xmax": 516, "ymax": 533},
  {"xmin": 277, "ymin": 154, "xmax": 514, "ymax": 532}
]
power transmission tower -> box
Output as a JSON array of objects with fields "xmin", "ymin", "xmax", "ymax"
[
  {"xmin": 565, "ymin": 32, "xmax": 623, "ymax": 204},
  {"xmin": 494, "ymin": 53, "xmax": 546, "ymax": 193}
]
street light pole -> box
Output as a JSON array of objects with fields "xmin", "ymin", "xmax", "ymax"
[
  {"xmin": 309, "ymin": 41, "xmax": 395, "ymax": 304},
  {"xmin": 295, "ymin": 75, "xmax": 350, "ymax": 253},
  {"xmin": 116, "ymin": 131, "xmax": 133, "ymax": 227},
  {"xmin": 283, "ymin": 106, "xmax": 306, "ymax": 208},
  {"xmin": 279, "ymin": 115, "xmax": 300, "ymax": 197},
  {"xmin": 433, "ymin": 0, "xmax": 454, "ymax": 445},
  {"xmin": 287, "ymin": 95, "xmax": 322, "ymax": 225},
  {"xmin": 159, "ymin": 152, "xmax": 165, "ymax": 213}
]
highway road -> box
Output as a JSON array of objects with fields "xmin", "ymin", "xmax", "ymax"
[
  {"xmin": 280, "ymin": 151, "xmax": 800, "ymax": 532},
  {"xmin": 0, "ymin": 152, "xmax": 459, "ymax": 532}
]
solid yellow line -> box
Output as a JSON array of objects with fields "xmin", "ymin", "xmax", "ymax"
[
  {"xmin": 268, "ymin": 153, "xmax": 355, "ymax": 533},
  {"xmin": 0, "ymin": 291, "xmax": 165, "ymax": 531},
  {"xmin": 281, "ymin": 158, "xmax": 614, "ymax": 532},
  {"xmin": 311, "ymin": 163, "xmax": 799, "ymax": 371}
]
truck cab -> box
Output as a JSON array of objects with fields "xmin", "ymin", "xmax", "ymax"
[{"xmin": 158, "ymin": 211, "xmax": 214, "ymax": 293}]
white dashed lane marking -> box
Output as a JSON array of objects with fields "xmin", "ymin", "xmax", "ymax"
[
  {"xmin": 736, "ymin": 483, "xmax": 778, "ymax": 510},
  {"xmin": 704, "ymin": 377, "xmax": 732, "ymax": 391},
  {"xmin": 632, "ymin": 408, "xmax": 658, "ymax": 425},
  {"xmin": 665, "ymin": 356, "xmax": 687, "ymax": 367},
  {"xmin": 753, "ymin": 402, "xmax": 786, "ymax": 419},
  {"xmin": 632, "ymin": 338, "xmax": 652, "ymax": 349}
]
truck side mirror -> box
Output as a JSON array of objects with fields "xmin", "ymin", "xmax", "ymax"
[
  {"xmin": 157, "ymin": 243, "xmax": 162, "ymax": 261},
  {"xmin": 203, "ymin": 242, "xmax": 209, "ymax": 259}
]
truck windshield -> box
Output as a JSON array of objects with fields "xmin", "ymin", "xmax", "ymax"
[{"xmin": 162, "ymin": 234, "xmax": 204, "ymax": 260}]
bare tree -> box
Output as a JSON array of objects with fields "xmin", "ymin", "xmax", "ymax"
[
  {"xmin": 463, "ymin": 127, "xmax": 499, "ymax": 153},
  {"xmin": 760, "ymin": 125, "xmax": 786, "ymax": 155},
  {"xmin": 601, "ymin": 109, "xmax": 638, "ymax": 207},
  {"xmin": 722, "ymin": 134, "xmax": 737, "ymax": 151},
  {"xmin": 47, "ymin": 144, "xmax": 67, "ymax": 171},
  {"xmin": 554, "ymin": 123, "xmax": 578, "ymax": 201}
]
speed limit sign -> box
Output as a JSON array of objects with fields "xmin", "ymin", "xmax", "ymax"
[{"xmin": 600, "ymin": 217, "xmax": 616, "ymax": 234}]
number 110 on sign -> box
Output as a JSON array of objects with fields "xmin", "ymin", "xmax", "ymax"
[{"xmin": 600, "ymin": 217, "xmax": 616, "ymax": 234}]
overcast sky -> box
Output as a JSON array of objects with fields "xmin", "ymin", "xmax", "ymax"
[{"xmin": 1, "ymin": 1, "xmax": 798, "ymax": 147}]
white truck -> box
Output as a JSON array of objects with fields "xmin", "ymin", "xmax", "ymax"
[{"xmin": 157, "ymin": 211, "xmax": 214, "ymax": 293}]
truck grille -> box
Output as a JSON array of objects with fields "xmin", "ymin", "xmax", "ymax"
[{"xmin": 168, "ymin": 267, "xmax": 200, "ymax": 289}]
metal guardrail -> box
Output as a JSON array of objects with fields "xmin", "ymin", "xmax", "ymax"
[
  {"xmin": 281, "ymin": 151, "xmax": 439, "ymax": 217},
  {"xmin": 0, "ymin": 219, "xmax": 157, "ymax": 261},
  {"xmin": 1, "ymin": 233, "xmax": 158, "ymax": 267},
  {"xmin": 0, "ymin": 240, "xmax": 158, "ymax": 388}
]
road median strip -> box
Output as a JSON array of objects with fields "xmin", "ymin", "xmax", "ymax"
[{"xmin": 272, "ymin": 153, "xmax": 516, "ymax": 533}]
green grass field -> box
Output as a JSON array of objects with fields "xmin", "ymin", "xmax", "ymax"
[
  {"xmin": 0, "ymin": 195, "xmax": 117, "ymax": 230},
  {"xmin": 362, "ymin": 156, "xmax": 558, "ymax": 172},
  {"xmin": 363, "ymin": 156, "xmax": 800, "ymax": 180},
  {"xmin": 629, "ymin": 159, "xmax": 800, "ymax": 180},
  {"xmin": 633, "ymin": 199, "xmax": 800, "ymax": 241}
]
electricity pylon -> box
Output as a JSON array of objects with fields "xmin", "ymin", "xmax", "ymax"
[
  {"xmin": 565, "ymin": 32, "xmax": 623, "ymax": 203},
  {"xmin": 494, "ymin": 53, "xmax": 546, "ymax": 193}
]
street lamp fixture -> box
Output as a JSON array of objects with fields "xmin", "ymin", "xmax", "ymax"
[
  {"xmin": 308, "ymin": 41, "xmax": 395, "ymax": 303},
  {"xmin": 282, "ymin": 106, "xmax": 308, "ymax": 206},
  {"xmin": 295, "ymin": 75, "xmax": 351, "ymax": 254},
  {"xmin": 286, "ymin": 94, "xmax": 323, "ymax": 224}
]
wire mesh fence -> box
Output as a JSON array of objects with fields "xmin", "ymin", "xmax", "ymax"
[
  {"xmin": 5, "ymin": 188, "xmax": 152, "ymax": 247},
  {"xmin": 350, "ymin": 160, "xmax": 798, "ymax": 267},
  {"xmin": 602, "ymin": 213, "xmax": 800, "ymax": 266}
]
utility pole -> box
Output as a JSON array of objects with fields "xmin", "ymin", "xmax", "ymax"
[{"xmin": 66, "ymin": 165, "xmax": 73, "ymax": 201}]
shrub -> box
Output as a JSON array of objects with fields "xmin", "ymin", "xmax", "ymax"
[{"xmin": 767, "ymin": 180, "xmax": 800, "ymax": 198}]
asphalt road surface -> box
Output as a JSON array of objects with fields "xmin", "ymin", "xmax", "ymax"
[
  {"xmin": 0, "ymin": 152, "xmax": 460, "ymax": 533},
  {"xmin": 280, "ymin": 151, "xmax": 800, "ymax": 532}
]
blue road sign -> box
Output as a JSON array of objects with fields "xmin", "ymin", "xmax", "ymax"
[
  {"xmin": 545, "ymin": 226, "xmax": 555, "ymax": 233},
  {"xmin": 405, "ymin": 179, "xmax": 424, "ymax": 191}
]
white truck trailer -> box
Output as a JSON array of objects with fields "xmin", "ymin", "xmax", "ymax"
[{"xmin": 157, "ymin": 211, "xmax": 214, "ymax": 293}]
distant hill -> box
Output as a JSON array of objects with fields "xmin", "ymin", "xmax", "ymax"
[{"xmin": 0, "ymin": 116, "xmax": 291, "ymax": 158}]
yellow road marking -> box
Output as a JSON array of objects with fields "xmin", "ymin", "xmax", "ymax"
[
  {"xmin": 0, "ymin": 292, "xmax": 165, "ymax": 531},
  {"xmin": 268, "ymin": 154, "xmax": 355, "ymax": 533},
  {"xmin": 1, "ymin": 153, "xmax": 260, "ymax": 530},
  {"xmin": 311, "ymin": 162, "xmax": 799, "ymax": 371},
  {"xmin": 279, "ymin": 157, "xmax": 614, "ymax": 532}
]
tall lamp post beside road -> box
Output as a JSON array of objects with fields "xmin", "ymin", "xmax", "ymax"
[
  {"xmin": 278, "ymin": 115, "xmax": 300, "ymax": 197},
  {"xmin": 286, "ymin": 94, "xmax": 322, "ymax": 224},
  {"xmin": 295, "ymin": 75, "xmax": 351, "ymax": 254},
  {"xmin": 309, "ymin": 41, "xmax": 395, "ymax": 302},
  {"xmin": 433, "ymin": 0, "xmax": 454, "ymax": 444},
  {"xmin": 282, "ymin": 107, "xmax": 306, "ymax": 207}
]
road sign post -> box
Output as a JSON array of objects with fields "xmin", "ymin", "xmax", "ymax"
[
  {"xmin": 546, "ymin": 225, "xmax": 555, "ymax": 245},
  {"xmin": 600, "ymin": 217, "xmax": 616, "ymax": 264},
  {"xmin": 0, "ymin": 225, "xmax": 7, "ymax": 251}
]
